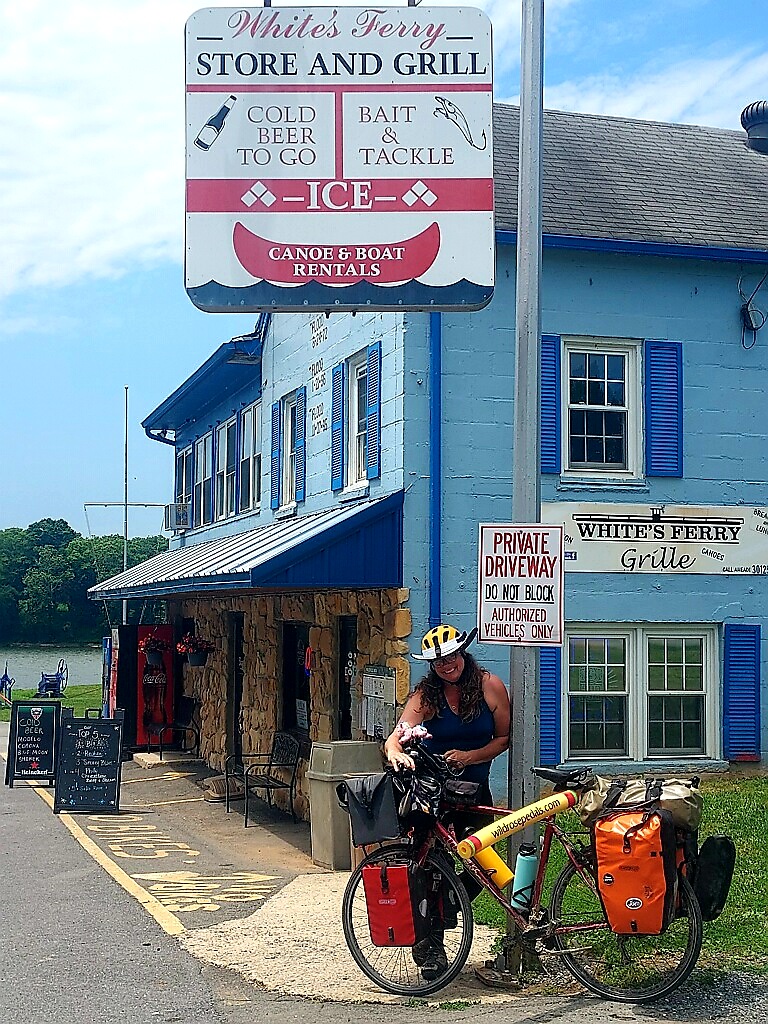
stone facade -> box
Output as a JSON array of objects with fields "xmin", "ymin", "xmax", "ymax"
[{"xmin": 170, "ymin": 587, "xmax": 411, "ymax": 820}]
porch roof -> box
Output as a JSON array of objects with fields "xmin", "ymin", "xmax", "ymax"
[{"xmin": 89, "ymin": 491, "xmax": 403, "ymax": 601}]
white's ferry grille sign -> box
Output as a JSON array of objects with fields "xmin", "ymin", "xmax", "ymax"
[{"xmin": 185, "ymin": 6, "xmax": 494, "ymax": 312}]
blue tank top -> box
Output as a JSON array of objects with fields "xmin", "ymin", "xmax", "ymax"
[{"xmin": 423, "ymin": 694, "xmax": 495, "ymax": 784}]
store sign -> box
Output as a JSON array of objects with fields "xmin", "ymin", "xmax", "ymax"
[
  {"xmin": 543, "ymin": 502, "xmax": 768, "ymax": 575},
  {"xmin": 185, "ymin": 6, "xmax": 494, "ymax": 312},
  {"xmin": 477, "ymin": 524, "xmax": 564, "ymax": 647}
]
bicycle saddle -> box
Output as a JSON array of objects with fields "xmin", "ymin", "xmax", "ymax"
[{"xmin": 532, "ymin": 765, "xmax": 594, "ymax": 790}]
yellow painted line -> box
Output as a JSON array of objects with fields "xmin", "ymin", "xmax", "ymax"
[
  {"xmin": 29, "ymin": 783, "xmax": 186, "ymax": 936},
  {"xmin": 133, "ymin": 797, "xmax": 206, "ymax": 808}
]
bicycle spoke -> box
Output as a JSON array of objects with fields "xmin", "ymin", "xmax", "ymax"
[{"xmin": 550, "ymin": 862, "xmax": 703, "ymax": 1002}]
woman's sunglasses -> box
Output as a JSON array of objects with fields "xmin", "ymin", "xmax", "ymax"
[{"xmin": 434, "ymin": 651, "xmax": 461, "ymax": 668}]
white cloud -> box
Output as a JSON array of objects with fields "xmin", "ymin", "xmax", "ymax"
[{"xmin": 543, "ymin": 49, "xmax": 768, "ymax": 130}]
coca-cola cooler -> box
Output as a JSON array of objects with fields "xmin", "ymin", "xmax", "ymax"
[{"xmin": 104, "ymin": 625, "xmax": 176, "ymax": 750}]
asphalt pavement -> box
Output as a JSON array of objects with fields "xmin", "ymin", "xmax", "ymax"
[{"xmin": 2, "ymin": 721, "xmax": 766, "ymax": 1023}]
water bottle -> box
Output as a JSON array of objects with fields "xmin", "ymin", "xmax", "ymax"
[
  {"xmin": 472, "ymin": 846, "xmax": 514, "ymax": 889},
  {"xmin": 510, "ymin": 842, "xmax": 538, "ymax": 913}
]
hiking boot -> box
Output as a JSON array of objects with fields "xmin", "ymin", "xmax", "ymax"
[{"xmin": 420, "ymin": 942, "xmax": 448, "ymax": 981}]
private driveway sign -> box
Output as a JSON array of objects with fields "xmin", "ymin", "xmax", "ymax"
[{"xmin": 185, "ymin": 6, "xmax": 494, "ymax": 312}]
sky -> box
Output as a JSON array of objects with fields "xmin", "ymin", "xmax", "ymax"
[{"xmin": 2, "ymin": 0, "xmax": 767, "ymax": 539}]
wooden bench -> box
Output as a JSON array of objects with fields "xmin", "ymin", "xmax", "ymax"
[{"xmin": 224, "ymin": 731, "xmax": 301, "ymax": 826}]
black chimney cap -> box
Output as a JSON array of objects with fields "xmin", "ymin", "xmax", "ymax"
[{"xmin": 741, "ymin": 101, "xmax": 768, "ymax": 153}]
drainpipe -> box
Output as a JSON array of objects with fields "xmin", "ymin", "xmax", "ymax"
[{"xmin": 428, "ymin": 312, "xmax": 442, "ymax": 627}]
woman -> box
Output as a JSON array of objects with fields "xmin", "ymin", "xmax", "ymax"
[{"xmin": 383, "ymin": 623, "xmax": 510, "ymax": 803}]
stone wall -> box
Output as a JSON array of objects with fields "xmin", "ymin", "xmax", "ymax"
[{"xmin": 170, "ymin": 586, "xmax": 411, "ymax": 820}]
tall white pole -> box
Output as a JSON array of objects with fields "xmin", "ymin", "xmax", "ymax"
[
  {"xmin": 507, "ymin": 0, "xmax": 544, "ymax": 960},
  {"xmin": 123, "ymin": 386, "xmax": 129, "ymax": 627}
]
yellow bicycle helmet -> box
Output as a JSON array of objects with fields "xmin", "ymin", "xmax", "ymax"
[{"xmin": 412, "ymin": 623, "xmax": 478, "ymax": 661}]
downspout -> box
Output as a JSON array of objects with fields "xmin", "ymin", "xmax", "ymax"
[{"xmin": 428, "ymin": 312, "xmax": 442, "ymax": 627}]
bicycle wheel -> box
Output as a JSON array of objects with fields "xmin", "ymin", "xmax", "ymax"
[
  {"xmin": 550, "ymin": 861, "xmax": 703, "ymax": 1003},
  {"xmin": 342, "ymin": 844, "xmax": 474, "ymax": 996}
]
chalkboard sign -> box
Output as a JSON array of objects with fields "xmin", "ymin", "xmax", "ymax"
[
  {"xmin": 5, "ymin": 699, "xmax": 61, "ymax": 787},
  {"xmin": 53, "ymin": 708, "xmax": 124, "ymax": 814}
]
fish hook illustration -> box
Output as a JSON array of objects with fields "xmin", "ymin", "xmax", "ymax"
[{"xmin": 433, "ymin": 96, "xmax": 488, "ymax": 150}]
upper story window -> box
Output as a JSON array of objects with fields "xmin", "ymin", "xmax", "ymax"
[
  {"xmin": 270, "ymin": 388, "xmax": 306, "ymax": 510},
  {"xmin": 215, "ymin": 418, "xmax": 237, "ymax": 521},
  {"xmin": 282, "ymin": 395, "xmax": 298, "ymax": 506},
  {"xmin": 175, "ymin": 447, "xmax": 192, "ymax": 507},
  {"xmin": 239, "ymin": 402, "xmax": 262, "ymax": 513},
  {"xmin": 564, "ymin": 339, "xmax": 639, "ymax": 479},
  {"xmin": 193, "ymin": 432, "xmax": 213, "ymax": 527},
  {"xmin": 541, "ymin": 336, "xmax": 683, "ymax": 481},
  {"xmin": 332, "ymin": 342, "xmax": 381, "ymax": 492},
  {"xmin": 348, "ymin": 351, "xmax": 369, "ymax": 487}
]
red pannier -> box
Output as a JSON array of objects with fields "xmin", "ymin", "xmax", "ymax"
[
  {"xmin": 361, "ymin": 861, "xmax": 430, "ymax": 947},
  {"xmin": 594, "ymin": 809, "xmax": 678, "ymax": 935}
]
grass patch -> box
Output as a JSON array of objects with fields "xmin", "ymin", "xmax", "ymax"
[
  {"xmin": 471, "ymin": 776, "xmax": 768, "ymax": 972},
  {"xmin": 0, "ymin": 685, "xmax": 104, "ymax": 723}
]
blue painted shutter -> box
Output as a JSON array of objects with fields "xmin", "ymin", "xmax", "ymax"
[
  {"xmin": 366, "ymin": 341, "xmax": 381, "ymax": 480},
  {"xmin": 270, "ymin": 401, "xmax": 281, "ymax": 510},
  {"xmin": 723, "ymin": 624, "xmax": 761, "ymax": 761},
  {"xmin": 295, "ymin": 386, "xmax": 307, "ymax": 502},
  {"xmin": 331, "ymin": 363, "xmax": 345, "ymax": 491},
  {"xmin": 539, "ymin": 646, "xmax": 561, "ymax": 765},
  {"xmin": 645, "ymin": 340, "xmax": 683, "ymax": 477},
  {"xmin": 541, "ymin": 335, "xmax": 561, "ymax": 474}
]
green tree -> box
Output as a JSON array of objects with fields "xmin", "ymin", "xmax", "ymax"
[
  {"xmin": 27, "ymin": 518, "xmax": 78, "ymax": 550},
  {"xmin": 19, "ymin": 546, "xmax": 76, "ymax": 640}
]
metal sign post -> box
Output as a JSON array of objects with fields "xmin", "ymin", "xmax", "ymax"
[{"xmin": 507, "ymin": 0, "xmax": 545, "ymax": 980}]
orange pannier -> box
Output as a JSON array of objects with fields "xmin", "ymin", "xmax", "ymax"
[{"xmin": 594, "ymin": 809, "xmax": 678, "ymax": 935}]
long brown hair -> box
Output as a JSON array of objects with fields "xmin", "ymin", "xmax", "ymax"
[{"xmin": 417, "ymin": 652, "xmax": 486, "ymax": 722}]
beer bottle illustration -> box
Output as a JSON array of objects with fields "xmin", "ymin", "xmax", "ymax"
[{"xmin": 194, "ymin": 95, "xmax": 237, "ymax": 151}]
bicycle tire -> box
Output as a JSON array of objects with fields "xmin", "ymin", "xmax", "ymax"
[
  {"xmin": 342, "ymin": 844, "xmax": 474, "ymax": 996},
  {"xmin": 550, "ymin": 861, "xmax": 703, "ymax": 1003}
]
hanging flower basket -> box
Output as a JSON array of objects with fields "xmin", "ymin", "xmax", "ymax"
[
  {"xmin": 138, "ymin": 634, "xmax": 171, "ymax": 666},
  {"xmin": 176, "ymin": 633, "xmax": 215, "ymax": 666}
]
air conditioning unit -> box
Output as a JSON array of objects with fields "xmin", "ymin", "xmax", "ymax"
[{"xmin": 164, "ymin": 503, "xmax": 192, "ymax": 532}]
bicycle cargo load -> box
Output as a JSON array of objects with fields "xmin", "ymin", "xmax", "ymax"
[
  {"xmin": 594, "ymin": 808, "xmax": 678, "ymax": 935},
  {"xmin": 361, "ymin": 861, "xmax": 430, "ymax": 946},
  {"xmin": 338, "ymin": 773, "xmax": 401, "ymax": 847},
  {"xmin": 694, "ymin": 835, "xmax": 736, "ymax": 922},
  {"xmin": 578, "ymin": 775, "xmax": 703, "ymax": 830}
]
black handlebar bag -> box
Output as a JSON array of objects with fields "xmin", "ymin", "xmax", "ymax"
[{"xmin": 337, "ymin": 773, "xmax": 401, "ymax": 847}]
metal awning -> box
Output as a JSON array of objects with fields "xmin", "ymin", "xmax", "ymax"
[{"xmin": 89, "ymin": 491, "xmax": 403, "ymax": 601}]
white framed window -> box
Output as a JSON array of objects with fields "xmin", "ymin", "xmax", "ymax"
[
  {"xmin": 282, "ymin": 394, "xmax": 298, "ymax": 506},
  {"xmin": 347, "ymin": 351, "xmax": 368, "ymax": 487},
  {"xmin": 239, "ymin": 402, "xmax": 262, "ymax": 513},
  {"xmin": 215, "ymin": 418, "xmax": 237, "ymax": 521},
  {"xmin": 562, "ymin": 337, "xmax": 641, "ymax": 480},
  {"xmin": 175, "ymin": 447, "xmax": 192, "ymax": 506},
  {"xmin": 564, "ymin": 624, "xmax": 717, "ymax": 761},
  {"xmin": 193, "ymin": 432, "xmax": 213, "ymax": 527}
]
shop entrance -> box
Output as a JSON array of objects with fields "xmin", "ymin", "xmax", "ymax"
[
  {"xmin": 227, "ymin": 612, "xmax": 245, "ymax": 765},
  {"xmin": 282, "ymin": 622, "xmax": 310, "ymax": 736},
  {"xmin": 337, "ymin": 615, "xmax": 357, "ymax": 740}
]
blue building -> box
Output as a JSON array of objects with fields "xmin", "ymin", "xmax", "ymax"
[{"xmin": 93, "ymin": 101, "xmax": 768, "ymax": 813}]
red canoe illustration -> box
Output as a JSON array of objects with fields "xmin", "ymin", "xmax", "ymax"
[{"xmin": 233, "ymin": 221, "xmax": 440, "ymax": 285}]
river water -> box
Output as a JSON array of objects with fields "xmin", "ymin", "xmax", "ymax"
[{"xmin": 0, "ymin": 645, "xmax": 104, "ymax": 691}]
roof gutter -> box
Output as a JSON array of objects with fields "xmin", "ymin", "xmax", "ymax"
[
  {"xmin": 145, "ymin": 427, "xmax": 176, "ymax": 447},
  {"xmin": 497, "ymin": 230, "xmax": 768, "ymax": 264}
]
